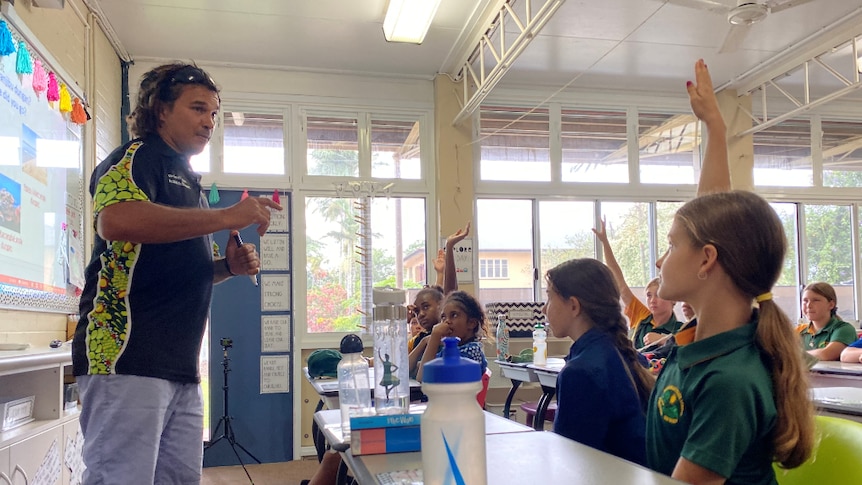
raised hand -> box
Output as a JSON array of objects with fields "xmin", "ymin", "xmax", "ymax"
[
  {"xmin": 592, "ymin": 217, "xmax": 609, "ymax": 245},
  {"xmin": 432, "ymin": 248, "xmax": 445, "ymax": 274},
  {"xmin": 446, "ymin": 222, "xmax": 471, "ymax": 249},
  {"xmin": 686, "ymin": 59, "xmax": 723, "ymax": 127}
]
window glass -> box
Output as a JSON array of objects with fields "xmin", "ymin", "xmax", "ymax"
[
  {"xmin": 753, "ymin": 119, "xmax": 812, "ymax": 187},
  {"xmin": 371, "ymin": 119, "xmax": 421, "ymax": 179},
  {"xmin": 804, "ymin": 204, "xmax": 855, "ymax": 322},
  {"xmin": 307, "ymin": 116, "xmax": 359, "ymax": 176},
  {"xmin": 822, "ymin": 120, "xmax": 862, "ymax": 188},
  {"xmin": 476, "ymin": 199, "xmax": 534, "ymax": 304},
  {"xmin": 538, "ymin": 200, "xmax": 595, "ymax": 291},
  {"xmin": 480, "ymin": 106, "xmax": 550, "ymax": 181},
  {"xmin": 305, "ymin": 196, "xmax": 425, "ymax": 333},
  {"xmin": 223, "ymin": 112, "xmax": 284, "ymax": 175},
  {"xmin": 561, "ymin": 109, "xmax": 628, "ymax": 183},
  {"xmin": 600, "ymin": 202, "xmax": 652, "ymax": 292},
  {"xmin": 771, "ymin": 203, "xmax": 800, "ymax": 321},
  {"xmin": 638, "ymin": 112, "xmax": 698, "ymax": 185},
  {"xmin": 655, "ymin": 201, "xmax": 684, "ymax": 258},
  {"xmin": 190, "ymin": 144, "xmax": 209, "ymax": 173}
]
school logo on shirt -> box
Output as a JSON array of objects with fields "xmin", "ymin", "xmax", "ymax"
[
  {"xmin": 657, "ymin": 385, "xmax": 684, "ymax": 424},
  {"xmin": 167, "ymin": 173, "xmax": 192, "ymax": 189}
]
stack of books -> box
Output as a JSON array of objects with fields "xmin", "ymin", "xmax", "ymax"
[{"xmin": 349, "ymin": 412, "xmax": 421, "ymax": 455}]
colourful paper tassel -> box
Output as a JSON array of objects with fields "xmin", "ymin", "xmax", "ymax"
[
  {"xmin": 0, "ymin": 21, "xmax": 15, "ymax": 56},
  {"xmin": 15, "ymin": 41, "xmax": 32, "ymax": 74},
  {"xmin": 71, "ymin": 98, "xmax": 87, "ymax": 124},
  {"xmin": 208, "ymin": 183, "xmax": 220, "ymax": 205},
  {"xmin": 32, "ymin": 59, "xmax": 48, "ymax": 97},
  {"xmin": 47, "ymin": 72, "xmax": 59, "ymax": 107},
  {"xmin": 59, "ymin": 84, "xmax": 72, "ymax": 113},
  {"xmin": 272, "ymin": 189, "xmax": 281, "ymax": 204},
  {"xmin": 240, "ymin": 189, "xmax": 249, "ymax": 201}
]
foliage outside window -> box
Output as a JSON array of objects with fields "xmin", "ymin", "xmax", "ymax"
[
  {"xmin": 770, "ymin": 203, "xmax": 800, "ymax": 320},
  {"xmin": 638, "ymin": 112, "xmax": 698, "ymax": 185},
  {"xmin": 561, "ymin": 109, "xmax": 628, "ymax": 183},
  {"xmin": 600, "ymin": 202, "xmax": 653, "ymax": 289},
  {"xmin": 479, "ymin": 106, "xmax": 550, "ymax": 182},
  {"xmin": 753, "ymin": 118, "xmax": 811, "ymax": 187},
  {"xmin": 804, "ymin": 204, "xmax": 855, "ymax": 322},
  {"xmin": 223, "ymin": 112, "xmax": 284, "ymax": 175},
  {"xmin": 822, "ymin": 120, "xmax": 862, "ymax": 188},
  {"xmin": 538, "ymin": 200, "xmax": 595, "ymax": 290},
  {"xmin": 305, "ymin": 196, "xmax": 426, "ymax": 333}
]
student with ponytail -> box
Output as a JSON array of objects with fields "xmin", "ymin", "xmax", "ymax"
[
  {"xmin": 646, "ymin": 59, "xmax": 814, "ymax": 484},
  {"xmin": 544, "ymin": 258, "xmax": 653, "ymax": 465}
]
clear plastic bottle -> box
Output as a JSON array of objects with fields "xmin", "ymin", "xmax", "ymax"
[
  {"xmin": 495, "ymin": 312, "xmax": 510, "ymax": 362},
  {"xmin": 337, "ymin": 334, "xmax": 372, "ymax": 438},
  {"xmin": 421, "ymin": 337, "xmax": 487, "ymax": 485},
  {"xmin": 532, "ymin": 323, "xmax": 547, "ymax": 366},
  {"xmin": 372, "ymin": 287, "xmax": 410, "ymax": 415}
]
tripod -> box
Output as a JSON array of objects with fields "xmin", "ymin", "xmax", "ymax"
[{"xmin": 205, "ymin": 338, "xmax": 261, "ymax": 484}]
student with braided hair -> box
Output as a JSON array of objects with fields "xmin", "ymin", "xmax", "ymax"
[{"xmin": 543, "ymin": 258, "xmax": 653, "ymax": 466}]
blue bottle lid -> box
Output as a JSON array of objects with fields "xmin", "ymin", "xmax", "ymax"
[{"xmin": 422, "ymin": 337, "xmax": 481, "ymax": 383}]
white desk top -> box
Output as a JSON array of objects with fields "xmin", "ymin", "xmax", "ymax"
[
  {"xmin": 313, "ymin": 407, "xmax": 534, "ymax": 448},
  {"xmin": 344, "ymin": 429, "xmax": 682, "ymax": 485},
  {"xmin": 811, "ymin": 386, "xmax": 862, "ymax": 416},
  {"xmin": 811, "ymin": 361, "xmax": 862, "ymax": 376}
]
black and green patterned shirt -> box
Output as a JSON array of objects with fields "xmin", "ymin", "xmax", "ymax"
[{"xmin": 73, "ymin": 135, "xmax": 215, "ymax": 383}]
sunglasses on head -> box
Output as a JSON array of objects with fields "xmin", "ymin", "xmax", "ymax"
[{"xmin": 158, "ymin": 65, "xmax": 216, "ymax": 99}]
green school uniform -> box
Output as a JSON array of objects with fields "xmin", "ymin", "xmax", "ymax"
[
  {"xmin": 647, "ymin": 317, "xmax": 777, "ymax": 484},
  {"xmin": 796, "ymin": 316, "xmax": 858, "ymax": 350},
  {"xmin": 633, "ymin": 313, "xmax": 682, "ymax": 349}
]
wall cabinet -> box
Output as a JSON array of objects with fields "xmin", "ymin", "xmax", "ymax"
[{"xmin": 0, "ymin": 348, "xmax": 80, "ymax": 485}]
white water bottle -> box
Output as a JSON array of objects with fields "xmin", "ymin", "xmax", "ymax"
[
  {"xmin": 421, "ymin": 337, "xmax": 487, "ymax": 485},
  {"xmin": 533, "ymin": 323, "xmax": 547, "ymax": 365},
  {"xmin": 337, "ymin": 334, "xmax": 371, "ymax": 438},
  {"xmin": 372, "ymin": 288, "xmax": 410, "ymax": 415}
]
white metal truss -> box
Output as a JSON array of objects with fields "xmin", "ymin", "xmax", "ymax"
[
  {"xmin": 734, "ymin": 34, "xmax": 862, "ymax": 138},
  {"xmin": 451, "ymin": 0, "xmax": 565, "ymax": 126}
]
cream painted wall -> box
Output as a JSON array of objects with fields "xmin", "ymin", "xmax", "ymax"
[{"xmin": 1, "ymin": 0, "xmax": 122, "ymax": 345}]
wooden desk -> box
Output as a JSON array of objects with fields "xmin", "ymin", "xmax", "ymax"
[
  {"xmin": 342, "ymin": 428, "xmax": 683, "ymax": 485},
  {"xmin": 810, "ymin": 386, "xmax": 862, "ymax": 423},
  {"xmin": 810, "ymin": 361, "xmax": 862, "ymax": 389},
  {"xmin": 526, "ymin": 359, "xmax": 564, "ymax": 431}
]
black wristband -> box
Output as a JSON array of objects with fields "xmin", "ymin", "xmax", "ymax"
[{"xmin": 223, "ymin": 258, "xmax": 237, "ymax": 276}]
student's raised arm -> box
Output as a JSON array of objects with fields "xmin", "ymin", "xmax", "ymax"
[
  {"xmin": 593, "ymin": 218, "xmax": 635, "ymax": 307},
  {"xmin": 443, "ymin": 222, "xmax": 470, "ymax": 295},
  {"xmin": 687, "ymin": 59, "xmax": 730, "ymax": 197}
]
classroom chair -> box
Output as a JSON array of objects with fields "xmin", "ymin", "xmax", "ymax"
[
  {"xmin": 773, "ymin": 415, "xmax": 862, "ymax": 485},
  {"xmin": 520, "ymin": 400, "xmax": 557, "ymax": 427}
]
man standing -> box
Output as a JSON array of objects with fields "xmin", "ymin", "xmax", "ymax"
[{"xmin": 72, "ymin": 62, "xmax": 281, "ymax": 484}]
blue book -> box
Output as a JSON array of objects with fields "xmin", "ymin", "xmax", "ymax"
[{"xmin": 349, "ymin": 412, "xmax": 421, "ymax": 430}]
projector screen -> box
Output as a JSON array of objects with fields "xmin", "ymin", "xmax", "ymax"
[{"xmin": 0, "ymin": 20, "xmax": 85, "ymax": 313}]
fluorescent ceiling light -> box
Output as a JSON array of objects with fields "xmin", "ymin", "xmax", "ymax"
[{"xmin": 383, "ymin": 0, "xmax": 442, "ymax": 44}]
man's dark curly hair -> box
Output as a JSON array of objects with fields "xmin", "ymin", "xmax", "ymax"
[{"xmin": 127, "ymin": 62, "xmax": 220, "ymax": 139}]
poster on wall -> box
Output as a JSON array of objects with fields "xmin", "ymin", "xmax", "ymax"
[
  {"xmin": 261, "ymin": 315, "xmax": 290, "ymax": 352},
  {"xmin": 260, "ymin": 355, "xmax": 290, "ymax": 394},
  {"xmin": 261, "ymin": 274, "xmax": 291, "ymax": 311},
  {"xmin": 440, "ymin": 237, "xmax": 473, "ymax": 283}
]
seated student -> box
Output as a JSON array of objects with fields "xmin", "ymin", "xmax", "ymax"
[
  {"xmin": 544, "ymin": 258, "xmax": 653, "ymax": 466},
  {"xmin": 840, "ymin": 337, "xmax": 862, "ymax": 363},
  {"xmin": 407, "ymin": 224, "xmax": 470, "ymax": 375},
  {"xmin": 796, "ymin": 282, "xmax": 857, "ymax": 361},
  {"xmin": 646, "ymin": 59, "xmax": 814, "ymax": 484},
  {"xmin": 594, "ymin": 222, "xmax": 681, "ymax": 349},
  {"xmin": 415, "ymin": 290, "xmax": 488, "ymax": 381},
  {"xmin": 643, "ymin": 302, "xmax": 698, "ymax": 363}
]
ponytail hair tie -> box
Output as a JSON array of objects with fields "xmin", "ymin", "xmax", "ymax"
[{"xmin": 755, "ymin": 292, "xmax": 772, "ymax": 303}]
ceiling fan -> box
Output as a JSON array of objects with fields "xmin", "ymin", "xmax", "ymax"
[{"xmin": 663, "ymin": 0, "xmax": 816, "ymax": 53}]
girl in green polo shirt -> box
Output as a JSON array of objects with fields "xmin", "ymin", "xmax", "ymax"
[
  {"xmin": 645, "ymin": 59, "xmax": 815, "ymax": 485},
  {"xmin": 797, "ymin": 282, "xmax": 858, "ymax": 361}
]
